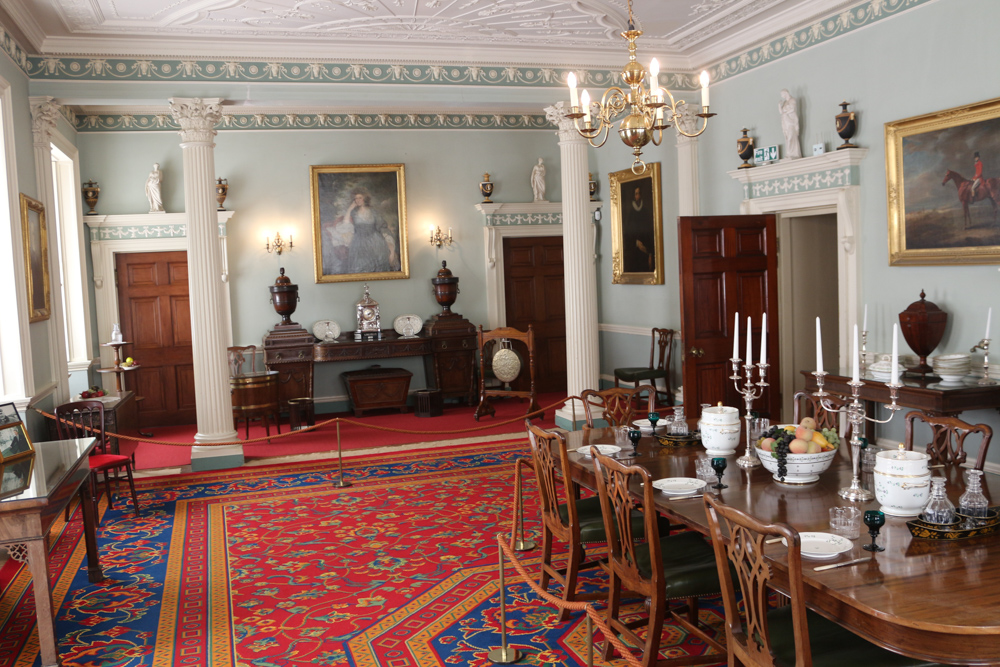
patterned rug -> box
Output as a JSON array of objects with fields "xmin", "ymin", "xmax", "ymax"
[{"xmin": 0, "ymin": 440, "xmax": 726, "ymax": 666}]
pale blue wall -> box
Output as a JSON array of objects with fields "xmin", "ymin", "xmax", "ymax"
[{"xmin": 696, "ymin": 0, "xmax": 1000, "ymax": 458}]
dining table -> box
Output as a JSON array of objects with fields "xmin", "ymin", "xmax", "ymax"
[{"xmin": 557, "ymin": 427, "xmax": 1000, "ymax": 666}]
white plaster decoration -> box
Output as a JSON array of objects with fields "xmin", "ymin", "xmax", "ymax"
[
  {"xmin": 29, "ymin": 96, "xmax": 70, "ymax": 405},
  {"xmin": 546, "ymin": 102, "xmax": 599, "ymax": 422},
  {"xmin": 168, "ymin": 97, "xmax": 239, "ymax": 455}
]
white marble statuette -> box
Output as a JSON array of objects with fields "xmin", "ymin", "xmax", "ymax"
[
  {"xmin": 531, "ymin": 157, "xmax": 546, "ymax": 202},
  {"xmin": 145, "ymin": 162, "xmax": 165, "ymax": 213},
  {"xmin": 779, "ymin": 89, "xmax": 802, "ymax": 159}
]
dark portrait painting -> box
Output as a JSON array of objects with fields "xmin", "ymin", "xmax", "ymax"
[
  {"xmin": 887, "ymin": 97, "xmax": 1000, "ymax": 265},
  {"xmin": 311, "ymin": 164, "xmax": 409, "ymax": 283},
  {"xmin": 19, "ymin": 194, "xmax": 49, "ymax": 321},
  {"xmin": 610, "ymin": 162, "xmax": 664, "ymax": 284}
]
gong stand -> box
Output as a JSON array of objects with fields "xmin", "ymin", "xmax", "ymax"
[{"xmin": 473, "ymin": 325, "xmax": 541, "ymax": 421}]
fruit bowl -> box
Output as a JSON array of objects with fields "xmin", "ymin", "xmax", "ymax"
[
  {"xmin": 756, "ymin": 447, "xmax": 837, "ymax": 484},
  {"xmin": 756, "ymin": 421, "xmax": 839, "ymax": 484}
]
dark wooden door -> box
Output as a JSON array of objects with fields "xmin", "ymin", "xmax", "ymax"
[
  {"xmin": 115, "ymin": 251, "xmax": 197, "ymax": 427},
  {"xmin": 678, "ymin": 215, "xmax": 781, "ymax": 422},
  {"xmin": 502, "ymin": 236, "xmax": 567, "ymax": 394}
]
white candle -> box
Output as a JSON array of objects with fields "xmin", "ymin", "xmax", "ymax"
[
  {"xmin": 852, "ymin": 324, "xmax": 860, "ymax": 383},
  {"xmin": 567, "ymin": 72, "xmax": 578, "ymax": 108},
  {"xmin": 760, "ymin": 312, "xmax": 767, "ymax": 366},
  {"xmin": 655, "ymin": 98, "xmax": 664, "ymax": 122},
  {"xmin": 863, "ymin": 304, "xmax": 868, "ymax": 333},
  {"xmin": 733, "ymin": 311, "xmax": 739, "ymax": 360},
  {"xmin": 700, "ymin": 70, "xmax": 710, "ymax": 108},
  {"xmin": 891, "ymin": 323, "xmax": 900, "ymax": 385},
  {"xmin": 581, "ymin": 89, "xmax": 591, "ymax": 123},
  {"xmin": 746, "ymin": 316, "xmax": 752, "ymax": 367},
  {"xmin": 815, "ymin": 317, "xmax": 824, "ymax": 375},
  {"xmin": 649, "ymin": 58, "xmax": 660, "ymax": 98},
  {"xmin": 987, "ymin": 307, "xmax": 993, "ymax": 340}
]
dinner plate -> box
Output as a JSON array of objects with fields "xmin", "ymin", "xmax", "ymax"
[
  {"xmin": 632, "ymin": 419, "xmax": 661, "ymax": 433},
  {"xmin": 782, "ymin": 532, "xmax": 853, "ymax": 559},
  {"xmin": 575, "ymin": 444, "xmax": 621, "ymax": 457},
  {"xmin": 651, "ymin": 477, "xmax": 706, "ymax": 495}
]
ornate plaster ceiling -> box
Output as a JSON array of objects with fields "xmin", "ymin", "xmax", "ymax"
[{"xmin": 5, "ymin": 0, "xmax": 855, "ymax": 68}]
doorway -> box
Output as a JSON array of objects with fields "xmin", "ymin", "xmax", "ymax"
[
  {"xmin": 778, "ymin": 213, "xmax": 839, "ymax": 418},
  {"xmin": 115, "ymin": 250, "xmax": 197, "ymax": 426}
]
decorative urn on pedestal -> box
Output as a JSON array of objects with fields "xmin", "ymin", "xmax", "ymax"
[
  {"xmin": 215, "ymin": 177, "xmax": 229, "ymax": 211},
  {"xmin": 431, "ymin": 261, "xmax": 460, "ymax": 315},
  {"xmin": 899, "ymin": 289, "xmax": 947, "ymax": 375},
  {"xmin": 835, "ymin": 101, "xmax": 858, "ymax": 149},
  {"xmin": 737, "ymin": 128, "xmax": 755, "ymax": 169},
  {"xmin": 268, "ymin": 268, "xmax": 300, "ymax": 327},
  {"xmin": 82, "ymin": 180, "xmax": 100, "ymax": 215},
  {"xmin": 479, "ymin": 173, "xmax": 494, "ymax": 203}
]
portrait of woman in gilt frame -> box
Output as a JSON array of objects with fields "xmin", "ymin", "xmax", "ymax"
[
  {"xmin": 311, "ymin": 164, "xmax": 409, "ymax": 283},
  {"xmin": 609, "ymin": 162, "xmax": 664, "ymax": 284}
]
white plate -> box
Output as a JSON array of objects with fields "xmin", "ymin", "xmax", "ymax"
[
  {"xmin": 651, "ymin": 477, "xmax": 706, "ymax": 495},
  {"xmin": 576, "ymin": 444, "xmax": 621, "ymax": 457},
  {"xmin": 393, "ymin": 314, "xmax": 423, "ymax": 338},
  {"xmin": 632, "ymin": 419, "xmax": 662, "ymax": 433},
  {"xmin": 782, "ymin": 532, "xmax": 853, "ymax": 559},
  {"xmin": 312, "ymin": 320, "xmax": 341, "ymax": 342}
]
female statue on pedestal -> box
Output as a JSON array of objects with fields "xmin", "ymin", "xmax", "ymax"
[
  {"xmin": 145, "ymin": 163, "xmax": 164, "ymax": 213},
  {"xmin": 779, "ymin": 90, "xmax": 802, "ymax": 159}
]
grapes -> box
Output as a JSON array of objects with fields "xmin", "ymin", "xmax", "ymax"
[
  {"xmin": 821, "ymin": 428, "xmax": 840, "ymax": 447},
  {"xmin": 769, "ymin": 429, "xmax": 794, "ymax": 481}
]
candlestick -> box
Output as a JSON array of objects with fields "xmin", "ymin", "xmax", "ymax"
[
  {"xmin": 816, "ymin": 317, "xmax": 824, "ymax": 375},
  {"xmin": 733, "ymin": 311, "xmax": 740, "ymax": 361},
  {"xmin": 971, "ymin": 337, "xmax": 996, "ymax": 386},
  {"xmin": 987, "ymin": 307, "xmax": 992, "ymax": 341},
  {"xmin": 746, "ymin": 316, "xmax": 752, "ymax": 369},
  {"xmin": 760, "ymin": 313, "xmax": 767, "ymax": 366},
  {"xmin": 852, "ymin": 325, "xmax": 860, "ymax": 383},
  {"xmin": 863, "ymin": 304, "xmax": 868, "ymax": 333},
  {"xmin": 891, "ymin": 323, "xmax": 900, "ymax": 385},
  {"xmin": 732, "ymin": 349, "xmax": 768, "ymax": 469}
]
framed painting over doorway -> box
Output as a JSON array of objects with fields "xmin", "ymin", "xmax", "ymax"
[
  {"xmin": 19, "ymin": 193, "xmax": 49, "ymax": 322},
  {"xmin": 609, "ymin": 162, "xmax": 664, "ymax": 284},
  {"xmin": 311, "ymin": 164, "xmax": 409, "ymax": 283},
  {"xmin": 886, "ymin": 97, "xmax": 1000, "ymax": 265}
]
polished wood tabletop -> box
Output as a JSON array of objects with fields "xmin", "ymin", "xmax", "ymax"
[{"xmin": 559, "ymin": 428, "xmax": 1000, "ymax": 665}]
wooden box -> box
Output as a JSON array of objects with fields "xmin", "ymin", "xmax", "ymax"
[
  {"xmin": 415, "ymin": 389, "xmax": 444, "ymax": 418},
  {"xmin": 341, "ymin": 366, "xmax": 413, "ymax": 417}
]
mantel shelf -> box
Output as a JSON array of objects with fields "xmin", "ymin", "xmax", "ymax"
[
  {"xmin": 475, "ymin": 200, "xmax": 602, "ymax": 227},
  {"xmin": 727, "ymin": 147, "xmax": 868, "ymax": 201}
]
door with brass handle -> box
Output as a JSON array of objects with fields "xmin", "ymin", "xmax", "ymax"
[{"xmin": 689, "ymin": 347, "xmax": 705, "ymax": 358}]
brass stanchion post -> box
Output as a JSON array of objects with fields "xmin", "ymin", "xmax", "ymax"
[
  {"xmin": 513, "ymin": 461, "xmax": 535, "ymax": 552},
  {"xmin": 488, "ymin": 540, "xmax": 522, "ymax": 664},
  {"xmin": 332, "ymin": 419, "xmax": 352, "ymax": 488}
]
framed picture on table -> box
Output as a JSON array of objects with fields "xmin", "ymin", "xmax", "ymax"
[
  {"xmin": 0, "ymin": 413, "xmax": 33, "ymax": 465},
  {"xmin": 886, "ymin": 96, "xmax": 1000, "ymax": 265},
  {"xmin": 311, "ymin": 164, "xmax": 409, "ymax": 283},
  {"xmin": 609, "ymin": 162, "xmax": 664, "ymax": 284},
  {"xmin": 20, "ymin": 194, "xmax": 50, "ymax": 321}
]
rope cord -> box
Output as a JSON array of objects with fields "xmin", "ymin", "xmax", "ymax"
[{"xmin": 33, "ymin": 396, "xmax": 579, "ymax": 448}]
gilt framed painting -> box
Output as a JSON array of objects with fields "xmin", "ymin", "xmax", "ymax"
[
  {"xmin": 311, "ymin": 164, "xmax": 409, "ymax": 283},
  {"xmin": 20, "ymin": 194, "xmax": 50, "ymax": 321},
  {"xmin": 609, "ymin": 162, "xmax": 664, "ymax": 284},
  {"xmin": 886, "ymin": 97, "xmax": 1000, "ymax": 265}
]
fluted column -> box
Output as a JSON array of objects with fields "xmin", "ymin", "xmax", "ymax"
[
  {"xmin": 30, "ymin": 97, "xmax": 69, "ymax": 404},
  {"xmin": 169, "ymin": 98, "xmax": 240, "ymax": 468},
  {"xmin": 545, "ymin": 103, "xmax": 599, "ymax": 428},
  {"xmin": 676, "ymin": 135, "xmax": 700, "ymax": 216}
]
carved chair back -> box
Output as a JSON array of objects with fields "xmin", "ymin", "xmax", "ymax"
[
  {"xmin": 904, "ymin": 410, "xmax": 992, "ymax": 470},
  {"xmin": 592, "ymin": 453, "xmax": 661, "ymax": 601},
  {"xmin": 526, "ymin": 420, "xmax": 578, "ymax": 541},
  {"xmin": 55, "ymin": 401, "xmax": 108, "ymax": 455},
  {"xmin": 227, "ymin": 345, "xmax": 258, "ymax": 377},
  {"xmin": 581, "ymin": 386, "xmax": 655, "ymax": 428},
  {"xmin": 704, "ymin": 494, "xmax": 811, "ymax": 667},
  {"xmin": 651, "ymin": 327, "xmax": 676, "ymax": 400},
  {"xmin": 792, "ymin": 391, "xmax": 851, "ymax": 440}
]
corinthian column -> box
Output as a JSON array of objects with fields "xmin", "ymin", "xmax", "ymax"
[
  {"xmin": 168, "ymin": 97, "xmax": 240, "ymax": 470},
  {"xmin": 545, "ymin": 102, "xmax": 599, "ymax": 428}
]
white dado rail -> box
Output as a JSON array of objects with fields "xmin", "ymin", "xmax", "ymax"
[
  {"xmin": 728, "ymin": 147, "xmax": 867, "ymax": 396},
  {"xmin": 476, "ymin": 200, "xmax": 602, "ymax": 329},
  {"xmin": 86, "ymin": 211, "xmax": 235, "ymax": 370}
]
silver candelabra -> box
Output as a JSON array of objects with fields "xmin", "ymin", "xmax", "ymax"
[
  {"xmin": 970, "ymin": 338, "xmax": 995, "ymax": 386},
  {"xmin": 732, "ymin": 357, "xmax": 768, "ymax": 468},
  {"xmin": 812, "ymin": 372, "xmax": 902, "ymax": 501}
]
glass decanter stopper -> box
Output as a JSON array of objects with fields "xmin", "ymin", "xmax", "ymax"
[
  {"xmin": 922, "ymin": 477, "xmax": 956, "ymax": 525},
  {"xmin": 669, "ymin": 406, "xmax": 688, "ymax": 436},
  {"xmin": 958, "ymin": 469, "xmax": 989, "ymax": 522}
]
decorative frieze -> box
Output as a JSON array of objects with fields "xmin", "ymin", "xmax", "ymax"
[{"xmin": 728, "ymin": 148, "xmax": 868, "ymax": 200}]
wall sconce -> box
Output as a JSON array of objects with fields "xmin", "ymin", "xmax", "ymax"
[
  {"xmin": 429, "ymin": 225, "xmax": 453, "ymax": 248},
  {"xmin": 265, "ymin": 231, "xmax": 293, "ymax": 255}
]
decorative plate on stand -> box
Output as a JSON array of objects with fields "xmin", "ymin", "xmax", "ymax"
[
  {"xmin": 313, "ymin": 320, "xmax": 341, "ymax": 342},
  {"xmin": 393, "ymin": 314, "xmax": 423, "ymax": 338}
]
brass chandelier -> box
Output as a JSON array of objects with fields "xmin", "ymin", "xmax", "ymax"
[{"xmin": 566, "ymin": 0, "xmax": 715, "ymax": 174}]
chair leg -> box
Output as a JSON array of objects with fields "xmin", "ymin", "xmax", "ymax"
[
  {"xmin": 103, "ymin": 470, "xmax": 114, "ymax": 512},
  {"xmin": 601, "ymin": 572, "xmax": 622, "ymax": 662},
  {"xmin": 123, "ymin": 465, "xmax": 141, "ymax": 517},
  {"xmin": 557, "ymin": 542, "xmax": 582, "ymax": 623},
  {"xmin": 687, "ymin": 596, "xmax": 699, "ymax": 625},
  {"xmin": 538, "ymin": 528, "xmax": 554, "ymax": 591},
  {"xmin": 642, "ymin": 594, "xmax": 666, "ymax": 667},
  {"xmin": 90, "ymin": 471, "xmax": 101, "ymax": 524}
]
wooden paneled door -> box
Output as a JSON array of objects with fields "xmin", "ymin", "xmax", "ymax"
[
  {"xmin": 502, "ymin": 236, "xmax": 567, "ymax": 394},
  {"xmin": 678, "ymin": 215, "xmax": 781, "ymax": 422},
  {"xmin": 115, "ymin": 251, "xmax": 197, "ymax": 427}
]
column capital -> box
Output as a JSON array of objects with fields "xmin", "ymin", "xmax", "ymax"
[
  {"xmin": 29, "ymin": 96, "xmax": 60, "ymax": 145},
  {"xmin": 544, "ymin": 101, "xmax": 586, "ymax": 145},
  {"xmin": 169, "ymin": 97, "xmax": 224, "ymax": 143}
]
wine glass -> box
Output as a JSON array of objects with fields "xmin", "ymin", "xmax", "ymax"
[
  {"xmin": 628, "ymin": 428, "xmax": 642, "ymax": 454},
  {"xmin": 862, "ymin": 510, "xmax": 885, "ymax": 552},
  {"xmin": 648, "ymin": 411, "xmax": 660, "ymax": 433},
  {"xmin": 711, "ymin": 457, "xmax": 728, "ymax": 489}
]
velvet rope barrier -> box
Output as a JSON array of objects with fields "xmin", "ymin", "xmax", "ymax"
[{"xmin": 32, "ymin": 395, "xmax": 582, "ymax": 447}]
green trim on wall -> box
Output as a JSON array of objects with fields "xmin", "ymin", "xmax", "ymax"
[
  {"xmin": 86, "ymin": 221, "xmax": 227, "ymax": 240},
  {"xmin": 74, "ymin": 111, "xmax": 552, "ymax": 132},
  {"xmin": 483, "ymin": 212, "xmax": 563, "ymax": 226},
  {"xmin": 743, "ymin": 165, "xmax": 860, "ymax": 199}
]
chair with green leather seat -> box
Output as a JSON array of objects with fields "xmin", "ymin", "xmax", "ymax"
[
  {"xmin": 526, "ymin": 420, "xmax": 652, "ymax": 622},
  {"xmin": 613, "ymin": 328, "xmax": 675, "ymax": 407},
  {"xmin": 592, "ymin": 452, "xmax": 725, "ymax": 666},
  {"xmin": 703, "ymin": 494, "xmax": 944, "ymax": 667}
]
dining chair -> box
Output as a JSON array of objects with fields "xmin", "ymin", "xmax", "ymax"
[
  {"xmin": 792, "ymin": 390, "xmax": 851, "ymax": 440},
  {"xmin": 56, "ymin": 400, "xmax": 141, "ymax": 522},
  {"xmin": 581, "ymin": 386, "xmax": 655, "ymax": 429},
  {"xmin": 592, "ymin": 452, "xmax": 725, "ymax": 666},
  {"xmin": 904, "ymin": 410, "xmax": 992, "ymax": 470},
  {"xmin": 703, "ymin": 494, "xmax": 944, "ymax": 667},
  {"xmin": 228, "ymin": 345, "xmax": 258, "ymax": 377},
  {"xmin": 613, "ymin": 328, "xmax": 676, "ymax": 407}
]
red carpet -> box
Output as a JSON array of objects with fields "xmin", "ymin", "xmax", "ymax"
[{"xmin": 131, "ymin": 392, "xmax": 565, "ymax": 470}]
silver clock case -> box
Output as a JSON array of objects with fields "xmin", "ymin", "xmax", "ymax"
[{"xmin": 356, "ymin": 283, "xmax": 381, "ymax": 334}]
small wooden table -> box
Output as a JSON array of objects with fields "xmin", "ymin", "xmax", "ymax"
[
  {"xmin": 559, "ymin": 428, "xmax": 1000, "ymax": 665},
  {"xmin": 0, "ymin": 438, "xmax": 103, "ymax": 667}
]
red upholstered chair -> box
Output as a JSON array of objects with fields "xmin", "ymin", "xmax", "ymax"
[{"xmin": 56, "ymin": 400, "xmax": 141, "ymax": 521}]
